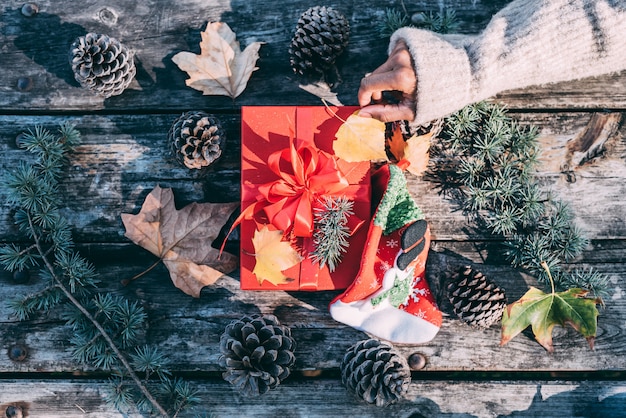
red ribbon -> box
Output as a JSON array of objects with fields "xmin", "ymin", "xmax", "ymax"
[{"xmin": 252, "ymin": 139, "xmax": 350, "ymax": 237}]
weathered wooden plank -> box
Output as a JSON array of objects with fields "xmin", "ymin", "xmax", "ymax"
[
  {"xmin": 2, "ymin": 0, "xmax": 625, "ymax": 112},
  {"xmin": 1, "ymin": 243, "xmax": 624, "ymax": 373},
  {"xmin": 1, "ymin": 111, "xmax": 625, "ymax": 243},
  {"xmin": 0, "ymin": 378, "xmax": 625, "ymax": 418}
]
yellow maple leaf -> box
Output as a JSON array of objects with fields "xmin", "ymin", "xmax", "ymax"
[
  {"xmin": 333, "ymin": 111, "xmax": 387, "ymax": 162},
  {"xmin": 251, "ymin": 226, "xmax": 302, "ymax": 286},
  {"xmin": 171, "ymin": 22, "xmax": 263, "ymax": 99}
]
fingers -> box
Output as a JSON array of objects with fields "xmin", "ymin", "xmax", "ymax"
[
  {"xmin": 358, "ymin": 67, "xmax": 416, "ymax": 107},
  {"xmin": 358, "ymin": 103, "xmax": 415, "ymax": 123},
  {"xmin": 357, "ymin": 40, "xmax": 416, "ymax": 122},
  {"xmin": 358, "ymin": 73, "xmax": 391, "ymax": 106}
]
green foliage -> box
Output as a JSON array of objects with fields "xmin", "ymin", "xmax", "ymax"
[
  {"xmin": 106, "ymin": 349, "xmax": 198, "ymax": 417},
  {"xmin": 379, "ymin": 8, "xmax": 409, "ymax": 38},
  {"xmin": 311, "ymin": 196, "xmax": 354, "ymax": 272},
  {"xmin": 1, "ymin": 123, "xmax": 198, "ymax": 417},
  {"xmin": 429, "ymin": 102, "xmax": 611, "ymax": 300},
  {"xmin": 557, "ymin": 267, "xmax": 611, "ymax": 302},
  {"xmin": 501, "ymin": 263, "xmax": 600, "ymax": 353},
  {"xmin": 378, "ymin": 7, "xmax": 459, "ymax": 38},
  {"xmin": 414, "ymin": 9, "xmax": 459, "ymax": 34}
]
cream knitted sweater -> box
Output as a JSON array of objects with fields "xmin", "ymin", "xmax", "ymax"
[{"xmin": 390, "ymin": 0, "xmax": 626, "ymax": 125}]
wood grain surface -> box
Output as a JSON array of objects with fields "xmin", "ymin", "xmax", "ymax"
[{"xmin": 1, "ymin": 0, "xmax": 625, "ymax": 416}]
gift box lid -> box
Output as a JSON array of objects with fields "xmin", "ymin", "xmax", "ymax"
[{"xmin": 239, "ymin": 106, "xmax": 372, "ymax": 291}]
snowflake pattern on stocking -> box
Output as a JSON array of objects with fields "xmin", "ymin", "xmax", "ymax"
[
  {"xmin": 386, "ymin": 239, "xmax": 399, "ymax": 249},
  {"xmin": 404, "ymin": 278, "xmax": 431, "ymax": 305}
]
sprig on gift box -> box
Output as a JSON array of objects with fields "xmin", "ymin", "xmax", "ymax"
[
  {"xmin": 0, "ymin": 123, "xmax": 198, "ymax": 417},
  {"xmin": 428, "ymin": 102, "xmax": 611, "ymax": 300},
  {"xmin": 310, "ymin": 196, "xmax": 354, "ymax": 272}
]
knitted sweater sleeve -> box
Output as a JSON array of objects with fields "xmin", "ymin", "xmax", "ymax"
[{"xmin": 390, "ymin": 0, "xmax": 626, "ymax": 125}]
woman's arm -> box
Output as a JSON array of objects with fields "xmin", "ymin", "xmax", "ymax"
[{"xmin": 359, "ymin": 0, "xmax": 626, "ymax": 124}]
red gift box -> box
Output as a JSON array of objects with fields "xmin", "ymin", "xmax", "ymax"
[{"xmin": 239, "ymin": 106, "xmax": 371, "ymax": 291}]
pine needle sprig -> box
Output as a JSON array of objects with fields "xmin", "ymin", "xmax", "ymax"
[
  {"xmin": 130, "ymin": 345, "xmax": 172, "ymax": 381},
  {"xmin": 9, "ymin": 286, "xmax": 64, "ymax": 321},
  {"xmin": 310, "ymin": 196, "xmax": 354, "ymax": 272},
  {"xmin": 414, "ymin": 9, "xmax": 460, "ymax": 34},
  {"xmin": 105, "ymin": 374, "xmax": 135, "ymax": 413},
  {"xmin": 429, "ymin": 102, "xmax": 611, "ymax": 299},
  {"xmin": 0, "ymin": 123, "xmax": 195, "ymax": 417},
  {"xmin": 379, "ymin": 8, "xmax": 409, "ymax": 38},
  {"xmin": 158, "ymin": 377, "xmax": 201, "ymax": 417},
  {"xmin": 378, "ymin": 6, "xmax": 459, "ymax": 39},
  {"xmin": 558, "ymin": 267, "xmax": 611, "ymax": 302}
]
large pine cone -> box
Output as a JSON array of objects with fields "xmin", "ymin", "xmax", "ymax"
[
  {"xmin": 341, "ymin": 339, "xmax": 411, "ymax": 407},
  {"xmin": 289, "ymin": 6, "xmax": 350, "ymax": 80},
  {"xmin": 69, "ymin": 33, "xmax": 136, "ymax": 98},
  {"xmin": 168, "ymin": 111, "xmax": 225, "ymax": 170},
  {"xmin": 447, "ymin": 265, "xmax": 507, "ymax": 328},
  {"xmin": 219, "ymin": 314, "xmax": 296, "ymax": 396}
]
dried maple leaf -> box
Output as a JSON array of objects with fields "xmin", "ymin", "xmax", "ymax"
[
  {"xmin": 333, "ymin": 111, "xmax": 387, "ymax": 162},
  {"xmin": 251, "ymin": 225, "xmax": 302, "ymax": 286},
  {"xmin": 172, "ymin": 22, "xmax": 263, "ymax": 99},
  {"xmin": 500, "ymin": 263, "xmax": 601, "ymax": 352},
  {"xmin": 121, "ymin": 185, "xmax": 238, "ymax": 297},
  {"xmin": 333, "ymin": 113, "xmax": 431, "ymax": 176},
  {"xmin": 403, "ymin": 132, "xmax": 431, "ymax": 177}
]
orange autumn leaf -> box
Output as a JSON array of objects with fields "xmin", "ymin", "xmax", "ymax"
[
  {"xmin": 333, "ymin": 113, "xmax": 431, "ymax": 176},
  {"xmin": 386, "ymin": 122, "xmax": 432, "ymax": 176},
  {"xmin": 121, "ymin": 185, "xmax": 238, "ymax": 297},
  {"xmin": 403, "ymin": 132, "xmax": 431, "ymax": 177},
  {"xmin": 386, "ymin": 122, "xmax": 407, "ymax": 161},
  {"xmin": 172, "ymin": 22, "xmax": 263, "ymax": 99},
  {"xmin": 251, "ymin": 225, "xmax": 302, "ymax": 286},
  {"xmin": 333, "ymin": 111, "xmax": 387, "ymax": 162}
]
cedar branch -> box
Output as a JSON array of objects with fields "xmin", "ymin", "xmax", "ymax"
[{"xmin": 27, "ymin": 214, "xmax": 169, "ymax": 417}]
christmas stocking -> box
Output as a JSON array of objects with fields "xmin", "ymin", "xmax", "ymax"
[{"xmin": 329, "ymin": 163, "xmax": 442, "ymax": 344}]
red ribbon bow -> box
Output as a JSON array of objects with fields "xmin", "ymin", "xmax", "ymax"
[
  {"xmin": 237, "ymin": 138, "xmax": 350, "ymax": 238},
  {"xmin": 257, "ymin": 139, "xmax": 350, "ymax": 237}
]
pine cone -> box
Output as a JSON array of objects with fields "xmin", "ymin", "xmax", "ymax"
[
  {"xmin": 447, "ymin": 265, "xmax": 507, "ymax": 328},
  {"xmin": 69, "ymin": 33, "xmax": 136, "ymax": 98},
  {"xmin": 289, "ymin": 6, "xmax": 350, "ymax": 80},
  {"xmin": 168, "ymin": 111, "xmax": 226, "ymax": 170},
  {"xmin": 340, "ymin": 339, "xmax": 411, "ymax": 407},
  {"xmin": 219, "ymin": 314, "xmax": 296, "ymax": 396}
]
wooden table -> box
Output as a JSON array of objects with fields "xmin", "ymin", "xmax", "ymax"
[{"xmin": 1, "ymin": 1, "xmax": 625, "ymax": 416}]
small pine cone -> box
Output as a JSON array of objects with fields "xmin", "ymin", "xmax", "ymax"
[
  {"xmin": 69, "ymin": 33, "xmax": 136, "ymax": 98},
  {"xmin": 168, "ymin": 111, "xmax": 226, "ymax": 170},
  {"xmin": 447, "ymin": 266, "xmax": 507, "ymax": 328},
  {"xmin": 289, "ymin": 6, "xmax": 350, "ymax": 79},
  {"xmin": 340, "ymin": 339, "xmax": 411, "ymax": 407},
  {"xmin": 219, "ymin": 314, "xmax": 296, "ymax": 396}
]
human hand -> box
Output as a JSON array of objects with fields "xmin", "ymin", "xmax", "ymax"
[{"xmin": 357, "ymin": 41, "xmax": 417, "ymax": 122}]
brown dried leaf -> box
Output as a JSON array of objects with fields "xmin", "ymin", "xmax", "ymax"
[
  {"xmin": 172, "ymin": 22, "xmax": 263, "ymax": 99},
  {"xmin": 121, "ymin": 185, "xmax": 238, "ymax": 297}
]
